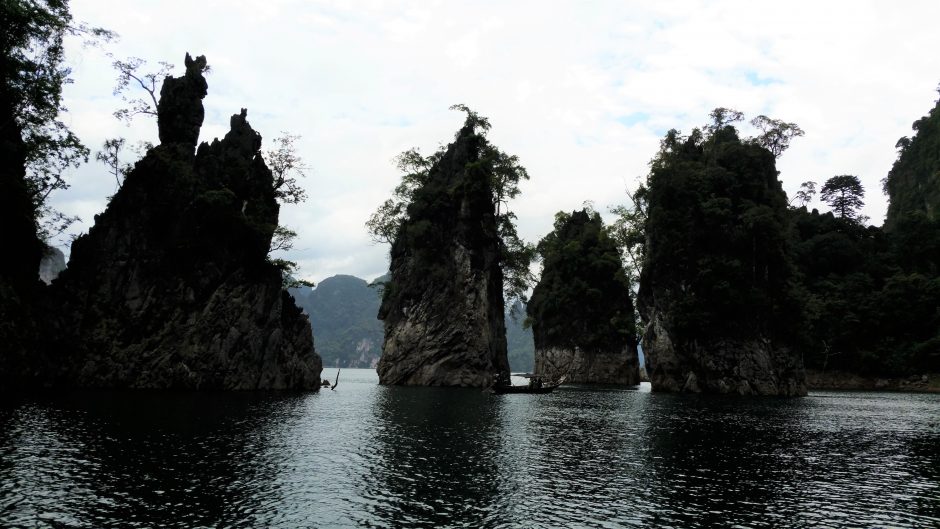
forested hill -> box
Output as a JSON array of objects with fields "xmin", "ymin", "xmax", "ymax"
[
  {"xmin": 792, "ymin": 95, "xmax": 940, "ymax": 378},
  {"xmin": 290, "ymin": 275, "xmax": 385, "ymax": 369},
  {"xmin": 506, "ymin": 301, "xmax": 535, "ymax": 373},
  {"xmin": 292, "ymin": 275, "xmax": 535, "ymax": 371}
]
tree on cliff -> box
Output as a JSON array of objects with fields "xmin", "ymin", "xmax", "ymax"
[
  {"xmin": 883, "ymin": 92, "xmax": 940, "ymax": 229},
  {"xmin": 94, "ymin": 137, "xmax": 133, "ymax": 190},
  {"xmin": 789, "ymin": 181, "xmax": 817, "ymax": 209},
  {"xmin": 262, "ymin": 132, "xmax": 312, "ymax": 286},
  {"xmin": 366, "ymin": 105, "xmax": 535, "ymax": 304},
  {"xmin": 633, "ymin": 109, "xmax": 809, "ymax": 395},
  {"xmin": 527, "ymin": 208, "xmax": 636, "ymax": 353},
  {"xmin": 749, "ymin": 115, "xmax": 805, "ymax": 158},
  {"xmin": 608, "ymin": 184, "xmax": 648, "ymax": 285},
  {"xmin": 637, "ymin": 109, "xmax": 804, "ymax": 343},
  {"xmin": 109, "ymin": 55, "xmax": 174, "ymax": 125},
  {"xmin": 820, "ymin": 174, "xmax": 865, "ymax": 222},
  {"xmin": 1, "ymin": 0, "xmax": 111, "ymax": 246},
  {"xmin": 372, "ymin": 105, "xmax": 523, "ymax": 386}
]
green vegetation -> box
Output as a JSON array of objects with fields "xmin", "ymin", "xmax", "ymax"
[
  {"xmin": 622, "ymin": 104, "xmax": 939, "ymax": 377},
  {"xmin": 634, "ymin": 109, "xmax": 803, "ymax": 344},
  {"xmin": 291, "ymin": 275, "xmax": 385, "ymax": 368},
  {"xmin": 367, "ymin": 105, "xmax": 535, "ymax": 305},
  {"xmin": 1, "ymin": 0, "xmax": 111, "ymax": 243},
  {"xmin": 527, "ymin": 209, "xmax": 636, "ymax": 352},
  {"xmin": 792, "ymin": 97, "xmax": 940, "ymax": 375},
  {"xmin": 791, "ymin": 206, "xmax": 940, "ymax": 374},
  {"xmin": 884, "ymin": 95, "xmax": 940, "ymax": 229},
  {"xmin": 820, "ymin": 174, "xmax": 866, "ymax": 222},
  {"xmin": 3, "ymin": 3, "xmax": 936, "ymax": 383}
]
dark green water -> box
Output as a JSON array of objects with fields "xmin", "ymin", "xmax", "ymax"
[{"xmin": 1, "ymin": 369, "xmax": 938, "ymax": 528}]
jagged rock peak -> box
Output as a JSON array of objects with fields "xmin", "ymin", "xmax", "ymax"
[
  {"xmin": 28, "ymin": 55, "xmax": 321, "ymax": 390},
  {"xmin": 157, "ymin": 52, "xmax": 209, "ymax": 147},
  {"xmin": 224, "ymin": 108, "xmax": 263, "ymax": 157},
  {"xmin": 377, "ymin": 120, "xmax": 509, "ymax": 388}
]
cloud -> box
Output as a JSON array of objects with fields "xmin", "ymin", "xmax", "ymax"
[{"xmin": 52, "ymin": 0, "xmax": 940, "ymax": 282}]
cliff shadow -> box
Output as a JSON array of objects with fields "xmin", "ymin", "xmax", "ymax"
[{"xmin": 0, "ymin": 390, "xmax": 308, "ymax": 528}]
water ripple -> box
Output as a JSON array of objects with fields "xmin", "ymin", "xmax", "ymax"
[{"xmin": 0, "ymin": 372, "xmax": 938, "ymax": 528}]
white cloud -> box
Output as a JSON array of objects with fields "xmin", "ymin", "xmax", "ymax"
[{"xmin": 51, "ymin": 0, "xmax": 940, "ymax": 282}]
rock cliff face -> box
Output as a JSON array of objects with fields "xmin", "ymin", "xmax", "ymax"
[
  {"xmin": 535, "ymin": 347, "xmax": 639, "ymax": 385},
  {"xmin": 641, "ymin": 308, "xmax": 805, "ymax": 395},
  {"xmin": 0, "ymin": 85, "xmax": 45, "ymax": 385},
  {"xmin": 0, "ymin": 83, "xmax": 44, "ymax": 294},
  {"xmin": 39, "ymin": 54, "xmax": 320, "ymax": 390},
  {"xmin": 377, "ymin": 122, "xmax": 509, "ymax": 387}
]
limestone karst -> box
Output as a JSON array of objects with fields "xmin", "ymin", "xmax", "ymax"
[
  {"xmin": 4, "ymin": 54, "xmax": 322, "ymax": 390},
  {"xmin": 377, "ymin": 116, "xmax": 510, "ymax": 387}
]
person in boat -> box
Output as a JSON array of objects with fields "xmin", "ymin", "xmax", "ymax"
[{"xmin": 529, "ymin": 376, "xmax": 542, "ymax": 389}]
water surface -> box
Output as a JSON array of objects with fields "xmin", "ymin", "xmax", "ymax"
[{"xmin": 1, "ymin": 369, "xmax": 937, "ymax": 528}]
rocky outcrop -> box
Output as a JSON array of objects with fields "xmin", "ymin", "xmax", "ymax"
[
  {"xmin": 641, "ymin": 306, "xmax": 806, "ymax": 396},
  {"xmin": 0, "ymin": 80, "xmax": 45, "ymax": 385},
  {"xmin": 535, "ymin": 347, "xmax": 639, "ymax": 385},
  {"xmin": 0, "ymin": 87, "xmax": 44, "ymax": 293},
  {"xmin": 527, "ymin": 209, "xmax": 639, "ymax": 385},
  {"xmin": 377, "ymin": 120, "xmax": 509, "ymax": 387},
  {"xmin": 884, "ymin": 97, "xmax": 940, "ymax": 230},
  {"xmin": 636, "ymin": 121, "xmax": 807, "ymax": 396},
  {"xmin": 34, "ymin": 54, "xmax": 320, "ymax": 390},
  {"xmin": 157, "ymin": 53, "xmax": 208, "ymax": 147}
]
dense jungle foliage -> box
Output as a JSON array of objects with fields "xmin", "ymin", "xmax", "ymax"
[
  {"xmin": 635, "ymin": 110, "xmax": 804, "ymax": 345},
  {"xmin": 527, "ymin": 209, "xmax": 636, "ymax": 352},
  {"xmin": 794, "ymin": 97, "xmax": 940, "ymax": 375}
]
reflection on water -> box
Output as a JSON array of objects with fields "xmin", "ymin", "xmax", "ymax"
[
  {"xmin": 0, "ymin": 392, "xmax": 310, "ymax": 528},
  {"xmin": 1, "ymin": 370, "xmax": 938, "ymax": 528},
  {"xmin": 363, "ymin": 387, "xmax": 503, "ymax": 528}
]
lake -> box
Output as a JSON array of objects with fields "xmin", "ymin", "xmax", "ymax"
[{"xmin": 1, "ymin": 368, "xmax": 938, "ymax": 528}]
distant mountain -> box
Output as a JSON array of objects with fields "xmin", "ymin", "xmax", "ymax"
[
  {"xmin": 291, "ymin": 275, "xmax": 384, "ymax": 369},
  {"xmin": 506, "ymin": 301, "xmax": 534, "ymax": 373},
  {"xmin": 38, "ymin": 245, "xmax": 66, "ymax": 285},
  {"xmin": 291, "ymin": 275, "xmax": 535, "ymax": 372}
]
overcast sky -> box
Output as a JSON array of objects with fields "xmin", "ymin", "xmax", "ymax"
[{"xmin": 54, "ymin": 0, "xmax": 940, "ymax": 284}]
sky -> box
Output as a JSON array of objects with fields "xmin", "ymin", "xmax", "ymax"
[{"xmin": 53, "ymin": 0, "xmax": 940, "ymax": 284}]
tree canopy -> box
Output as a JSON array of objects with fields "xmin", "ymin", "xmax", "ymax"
[
  {"xmin": 791, "ymin": 206, "xmax": 940, "ymax": 375},
  {"xmin": 367, "ymin": 105, "xmax": 535, "ymax": 304},
  {"xmin": 1, "ymin": 0, "xmax": 111, "ymax": 240},
  {"xmin": 749, "ymin": 115, "xmax": 805, "ymax": 158},
  {"xmin": 884, "ymin": 94, "xmax": 940, "ymax": 229},
  {"xmin": 791, "ymin": 93, "xmax": 940, "ymax": 375},
  {"xmin": 527, "ymin": 208, "xmax": 636, "ymax": 352},
  {"xmin": 637, "ymin": 110, "xmax": 803, "ymax": 343},
  {"xmin": 820, "ymin": 174, "xmax": 865, "ymax": 222}
]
